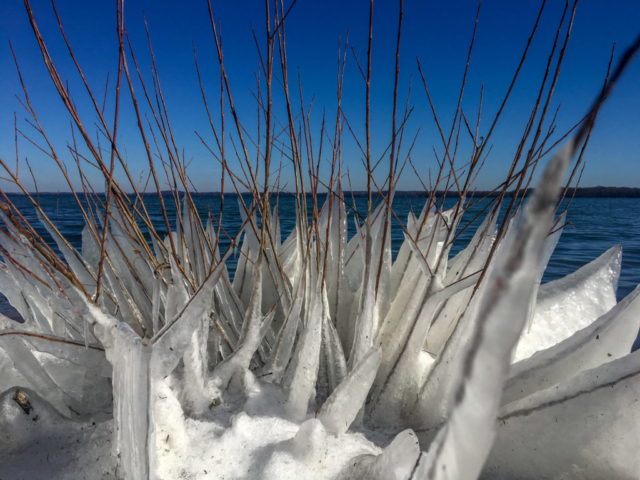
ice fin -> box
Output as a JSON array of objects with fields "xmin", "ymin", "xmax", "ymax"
[
  {"xmin": 523, "ymin": 210, "xmax": 567, "ymax": 334},
  {"xmin": 504, "ymin": 283, "xmax": 640, "ymax": 404},
  {"xmin": 37, "ymin": 210, "xmax": 97, "ymax": 294},
  {"xmin": 349, "ymin": 222, "xmax": 378, "ymax": 370},
  {"xmin": 151, "ymin": 250, "xmax": 229, "ymax": 379},
  {"xmin": 211, "ymin": 254, "xmax": 268, "ymax": 391},
  {"xmin": 414, "ymin": 142, "xmax": 576, "ymax": 479},
  {"xmin": 318, "ymin": 345, "xmax": 381, "ymax": 436},
  {"xmin": 486, "ymin": 349, "xmax": 640, "ymax": 479},
  {"xmin": 262, "ymin": 268, "xmax": 306, "ymax": 383},
  {"xmin": 514, "ymin": 244, "xmax": 622, "ymax": 362},
  {"xmin": 321, "ymin": 311, "xmax": 348, "ymax": 395},
  {"xmin": 283, "ymin": 278, "xmax": 323, "ymax": 422}
]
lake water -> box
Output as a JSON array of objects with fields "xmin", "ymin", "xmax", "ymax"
[{"xmin": 2, "ymin": 193, "xmax": 639, "ymax": 346}]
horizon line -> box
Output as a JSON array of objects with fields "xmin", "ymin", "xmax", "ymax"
[{"xmin": 3, "ymin": 185, "xmax": 640, "ymax": 198}]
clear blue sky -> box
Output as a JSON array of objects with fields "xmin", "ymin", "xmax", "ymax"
[{"xmin": 0, "ymin": 0, "xmax": 639, "ymax": 193}]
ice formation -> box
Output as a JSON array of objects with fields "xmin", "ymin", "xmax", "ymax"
[
  {"xmin": 1, "ymin": 134, "xmax": 640, "ymax": 480},
  {"xmin": 2, "ymin": 0, "xmax": 640, "ymax": 477}
]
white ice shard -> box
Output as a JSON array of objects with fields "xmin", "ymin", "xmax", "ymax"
[
  {"xmin": 152, "ymin": 249, "xmax": 231, "ymax": 379},
  {"xmin": 318, "ymin": 345, "xmax": 381, "ymax": 436},
  {"xmin": 513, "ymin": 244, "xmax": 622, "ymax": 361},
  {"xmin": 262, "ymin": 264, "xmax": 306, "ymax": 383},
  {"xmin": 486, "ymin": 349, "xmax": 640, "ymax": 479},
  {"xmin": 503, "ymin": 284, "xmax": 640, "ymax": 404},
  {"xmin": 283, "ymin": 277, "xmax": 324, "ymax": 422},
  {"xmin": 340, "ymin": 429, "xmax": 420, "ymax": 480},
  {"xmin": 211, "ymin": 254, "xmax": 273, "ymax": 391}
]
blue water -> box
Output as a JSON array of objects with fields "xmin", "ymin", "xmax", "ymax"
[{"xmin": 1, "ymin": 194, "xmax": 639, "ymax": 344}]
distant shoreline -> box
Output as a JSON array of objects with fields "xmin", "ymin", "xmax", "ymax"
[{"xmin": 6, "ymin": 186, "xmax": 640, "ymax": 198}]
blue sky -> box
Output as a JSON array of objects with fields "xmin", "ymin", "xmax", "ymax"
[{"xmin": 0, "ymin": 0, "xmax": 639, "ymax": 193}]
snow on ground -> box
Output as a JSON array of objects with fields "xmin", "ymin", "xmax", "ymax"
[
  {"xmin": 0, "ymin": 376, "xmax": 392, "ymax": 480},
  {"xmin": 153, "ymin": 375, "xmax": 385, "ymax": 480},
  {"xmin": 0, "ymin": 387, "xmax": 117, "ymax": 480}
]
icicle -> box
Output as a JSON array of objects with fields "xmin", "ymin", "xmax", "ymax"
[
  {"xmin": 164, "ymin": 255, "xmax": 190, "ymax": 324},
  {"xmin": 82, "ymin": 224, "xmax": 101, "ymax": 270},
  {"xmin": 0, "ymin": 265, "xmax": 49, "ymax": 334},
  {"xmin": 369, "ymin": 271, "xmax": 480, "ymax": 425},
  {"xmin": 410, "ymin": 211, "xmax": 521, "ymax": 432},
  {"xmin": 425, "ymin": 203, "xmax": 499, "ymax": 355},
  {"xmin": 2, "ymin": 256, "xmax": 60, "ymax": 335},
  {"xmin": 206, "ymin": 216, "xmax": 227, "ymax": 276},
  {"xmin": 110, "ymin": 322, "xmax": 153, "ymax": 480},
  {"xmin": 100, "ymin": 208, "xmax": 155, "ymax": 298},
  {"xmin": 181, "ymin": 314, "xmax": 211, "ymax": 416},
  {"xmin": 151, "ymin": 274, "xmax": 162, "ymax": 336},
  {"xmin": 0, "ymin": 220, "xmax": 53, "ymax": 288},
  {"xmin": 83, "ymin": 318, "xmax": 90, "ymax": 348},
  {"xmin": 233, "ymin": 236, "xmax": 256, "ymax": 306},
  {"xmin": 182, "ymin": 196, "xmax": 206, "ymax": 286}
]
